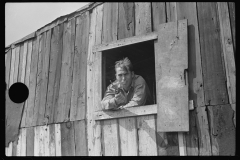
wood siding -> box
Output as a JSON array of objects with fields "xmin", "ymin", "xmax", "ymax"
[{"xmin": 5, "ymin": 2, "xmax": 235, "ymax": 156}]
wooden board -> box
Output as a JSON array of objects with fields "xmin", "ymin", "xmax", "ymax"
[
  {"xmin": 23, "ymin": 40, "xmax": 33, "ymax": 128},
  {"xmin": 135, "ymin": 3, "xmax": 152, "ymax": 35},
  {"xmin": 118, "ymin": 117, "xmax": 138, "ymax": 155},
  {"xmin": 20, "ymin": 128, "xmax": 27, "ymax": 156},
  {"xmin": 217, "ymin": 2, "xmax": 236, "ymax": 104},
  {"xmin": 16, "ymin": 129, "xmax": 22, "ymax": 156},
  {"xmin": 5, "ymin": 142, "xmax": 13, "ymax": 156},
  {"xmin": 70, "ymin": 12, "xmax": 89, "ymax": 121},
  {"xmin": 20, "ymin": 41, "xmax": 29, "ymax": 127},
  {"xmin": 137, "ymin": 115, "xmax": 158, "ymax": 155},
  {"xmin": 57, "ymin": 19, "xmax": 75, "ymax": 123},
  {"xmin": 101, "ymin": 2, "xmax": 120, "ymax": 156},
  {"xmin": 197, "ymin": 2, "xmax": 229, "ymax": 106},
  {"xmin": 227, "ymin": 2, "xmax": 235, "ymax": 55},
  {"xmin": 37, "ymin": 30, "xmax": 52, "ymax": 126},
  {"xmin": 5, "ymin": 49, "xmax": 12, "ymax": 89},
  {"xmin": 9, "ymin": 48, "xmax": 16, "ymax": 87},
  {"xmin": 49, "ymin": 124, "xmax": 56, "ymax": 156},
  {"xmin": 34, "ymin": 126, "xmax": 40, "ymax": 156},
  {"xmin": 52, "ymin": 23, "xmax": 64, "ymax": 124},
  {"xmin": 13, "ymin": 46, "xmax": 20, "ymax": 83},
  {"xmin": 195, "ymin": 106, "xmax": 211, "ymax": 155},
  {"xmin": 17, "ymin": 44, "xmax": 24, "ymax": 82},
  {"xmin": 135, "ymin": 2, "xmax": 159, "ymax": 156},
  {"xmin": 60, "ymin": 122, "xmax": 75, "ymax": 156},
  {"xmin": 175, "ymin": 2, "xmax": 204, "ymax": 155},
  {"xmin": 55, "ymin": 124, "xmax": 61, "ymax": 156},
  {"xmin": 118, "ymin": 2, "xmax": 135, "ymax": 40},
  {"xmin": 26, "ymin": 127, "xmax": 34, "ymax": 156},
  {"xmin": 207, "ymin": 104, "xmax": 235, "ymax": 155},
  {"xmin": 87, "ymin": 5, "xmax": 103, "ymax": 156},
  {"xmin": 166, "ymin": 2, "xmax": 177, "ymax": 22},
  {"xmin": 155, "ymin": 19, "xmax": 189, "ymax": 132},
  {"xmin": 74, "ymin": 120, "xmax": 88, "ymax": 156},
  {"xmin": 12, "ymin": 140, "xmax": 17, "ymax": 156},
  {"xmin": 33, "ymin": 33, "xmax": 45, "ymax": 126},
  {"xmin": 152, "ymin": 2, "xmax": 166, "ymax": 32},
  {"xmin": 94, "ymin": 104, "xmax": 157, "ymax": 120},
  {"xmin": 45, "ymin": 23, "xmax": 63, "ymax": 124},
  {"xmin": 27, "ymin": 37, "xmax": 39, "ymax": 127}
]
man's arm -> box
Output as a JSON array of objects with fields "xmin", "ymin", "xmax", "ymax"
[{"xmin": 101, "ymin": 86, "xmax": 118, "ymax": 110}]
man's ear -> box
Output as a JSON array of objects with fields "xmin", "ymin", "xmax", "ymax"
[{"xmin": 131, "ymin": 71, "xmax": 134, "ymax": 78}]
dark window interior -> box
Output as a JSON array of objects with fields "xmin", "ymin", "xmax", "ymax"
[{"xmin": 102, "ymin": 40, "xmax": 156, "ymax": 104}]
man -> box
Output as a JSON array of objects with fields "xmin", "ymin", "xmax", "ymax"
[{"xmin": 101, "ymin": 57, "xmax": 153, "ymax": 110}]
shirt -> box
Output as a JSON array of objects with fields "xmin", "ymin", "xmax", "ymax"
[{"xmin": 101, "ymin": 75, "xmax": 153, "ymax": 110}]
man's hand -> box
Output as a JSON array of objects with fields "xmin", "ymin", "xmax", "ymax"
[{"xmin": 114, "ymin": 92, "xmax": 126, "ymax": 105}]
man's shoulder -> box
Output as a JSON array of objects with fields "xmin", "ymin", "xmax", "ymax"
[{"xmin": 134, "ymin": 75, "xmax": 146, "ymax": 85}]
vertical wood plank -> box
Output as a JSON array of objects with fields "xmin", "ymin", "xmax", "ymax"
[
  {"xmin": 39, "ymin": 126, "xmax": 45, "ymax": 156},
  {"xmin": 28, "ymin": 38, "xmax": 40, "ymax": 127},
  {"xmin": 135, "ymin": 2, "xmax": 152, "ymax": 35},
  {"xmin": 137, "ymin": 115, "xmax": 158, "ymax": 156},
  {"xmin": 55, "ymin": 124, "xmax": 61, "ymax": 156},
  {"xmin": 20, "ymin": 41, "xmax": 28, "ymax": 128},
  {"xmin": 13, "ymin": 46, "xmax": 20, "ymax": 83},
  {"xmin": 9, "ymin": 47, "xmax": 16, "ymax": 87},
  {"xmin": 23, "ymin": 40, "xmax": 33, "ymax": 128},
  {"xmin": 117, "ymin": 3, "xmax": 138, "ymax": 156},
  {"xmin": 195, "ymin": 106, "xmax": 212, "ymax": 155},
  {"xmin": 49, "ymin": 124, "xmax": 56, "ymax": 156},
  {"xmin": 166, "ymin": 2, "xmax": 177, "ymax": 22},
  {"xmin": 197, "ymin": 2, "xmax": 229, "ymax": 106},
  {"xmin": 118, "ymin": 117, "xmax": 138, "ymax": 156},
  {"xmin": 87, "ymin": 5, "xmax": 103, "ymax": 156},
  {"xmin": 217, "ymin": 2, "xmax": 236, "ymax": 104},
  {"xmin": 6, "ymin": 142, "xmax": 13, "ymax": 156},
  {"xmin": 74, "ymin": 120, "xmax": 88, "ymax": 156},
  {"xmin": 5, "ymin": 49, "xmax": 12, "ymax": 89},
  {"xmin": 45, "ymin": 25, "xmax": 62, "ymax": 124},
  {"xmin": 43, "ymin": 125, "xmax": 50, "ymax": 156},
  {"xmin": 61, "ymin": 122, "xmax": 75, "ymax": 156},
  {"xmin": 38, "ymin": 30, "xmax": 52, "ymax": 126},
  {"xmin": 118, "ymin": 2, "xmax": 135, "ymax": 39},
  {"xmin": 207, "ymin": 105, "xmax": 235, "ymax": 155},
  {"xmin": 20, "ymin": 128, "xmax": 26, "ymax": 156},
  {"xmin": 175, "ymin": 2, "xmax": 204, "ymax": 155},
  {"xmin": 52, "ymin": 23, "xmax": 64, "ymax": 124},
  {"xmin": 57, "ymin": 19, "xmax": 75, "ymax": 123},
  {"xmin": 152, "ymin": 2, "xmax": 166, "ymax": 32},
  {"xmin": 17, "ymin": 44, "xmax": 24, "ymax": 82},
  {"xmin": 33, "ymin": 33, "xmax": 45, "ymax": 126},
  {"xmin": 34, "ymin": 126, "xmax": 40, "ymax": 156},
  {"xmin": 26, "ymin": 127, "xmax": 34, "ymax": 156},
  {"xmin": 12, "ymin": 140, "xmax": 17, "ymax": 156},
  {"xmin": 227, "ymin": 2, "xmax": 235, "ymax": 55},
  {"xmin": 101, "ymin": 2, "xmax": 120, "ymax": 156},
  {"xmin": 76, "ymin": 12, "xmax": 89, "ymax": 121},
  {"xmin": 16, "ymin": 129, "xmax": 22, "ymax": 156},
  {"xmin": 135, "ymin": 2, "xmax": 158, "ymax": 156}
]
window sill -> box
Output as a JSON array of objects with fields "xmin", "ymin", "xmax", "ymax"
[{"xmin": 94, "ymin": 104, "xmax": 157, "ymax": 121}]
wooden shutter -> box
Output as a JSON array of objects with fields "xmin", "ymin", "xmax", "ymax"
[{"xmin": 155, "ymin": 19, "xmax": 189, "ymax": 132}]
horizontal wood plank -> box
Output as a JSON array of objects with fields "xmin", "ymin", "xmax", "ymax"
[
  {"xmin": 94, "ymin": 104, "xmax": 157, "ymax": 120},
  {"xmin": 92, "ymin": 31, "xmax": 157, "ymax": 52}
]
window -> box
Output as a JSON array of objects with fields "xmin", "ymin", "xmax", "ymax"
[{"xmin": 102, "ymin": 40, "xmax": 156, "ymax": 105}]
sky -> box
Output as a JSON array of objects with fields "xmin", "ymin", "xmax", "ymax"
[{"xmin": 5, "ymin": 2, "xmax": 89, "ymax": 47}]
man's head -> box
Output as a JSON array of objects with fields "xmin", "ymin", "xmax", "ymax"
[{"xmin": 115, "ymin": 57, "xmax": 134, "ymax": 91}]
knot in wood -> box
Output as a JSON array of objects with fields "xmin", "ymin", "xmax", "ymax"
[{"xmin": 66, "ymin": 122, "xmax": 71, "ymax": 128}]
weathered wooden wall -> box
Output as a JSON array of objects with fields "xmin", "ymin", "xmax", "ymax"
[{"xmin": 5, "ymin": 2, "xmax": 235, "ymax": 156}]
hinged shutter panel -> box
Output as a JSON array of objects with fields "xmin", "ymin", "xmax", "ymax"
[{"xmin": 154, "ymin": 19, "xmax": 189, "ymax": 132}]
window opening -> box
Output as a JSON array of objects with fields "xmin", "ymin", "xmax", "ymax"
[{"xmin": 102, "ymin": 39, "xmax": 156, "ymax": 105}]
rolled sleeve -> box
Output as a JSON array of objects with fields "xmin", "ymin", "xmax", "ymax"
[{"xmin": 101, "ymin": 85, "xmax": 118, "ymax": 110}]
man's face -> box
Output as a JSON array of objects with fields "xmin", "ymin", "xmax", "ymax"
[{"xmin": 115, "ymin": 67, "xmax": 134, "ymax": 91}]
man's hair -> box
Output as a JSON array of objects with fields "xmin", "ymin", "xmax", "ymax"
[{"xmin": 115, "ymin": 57, "xmax": 133, "ymax": 72}]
